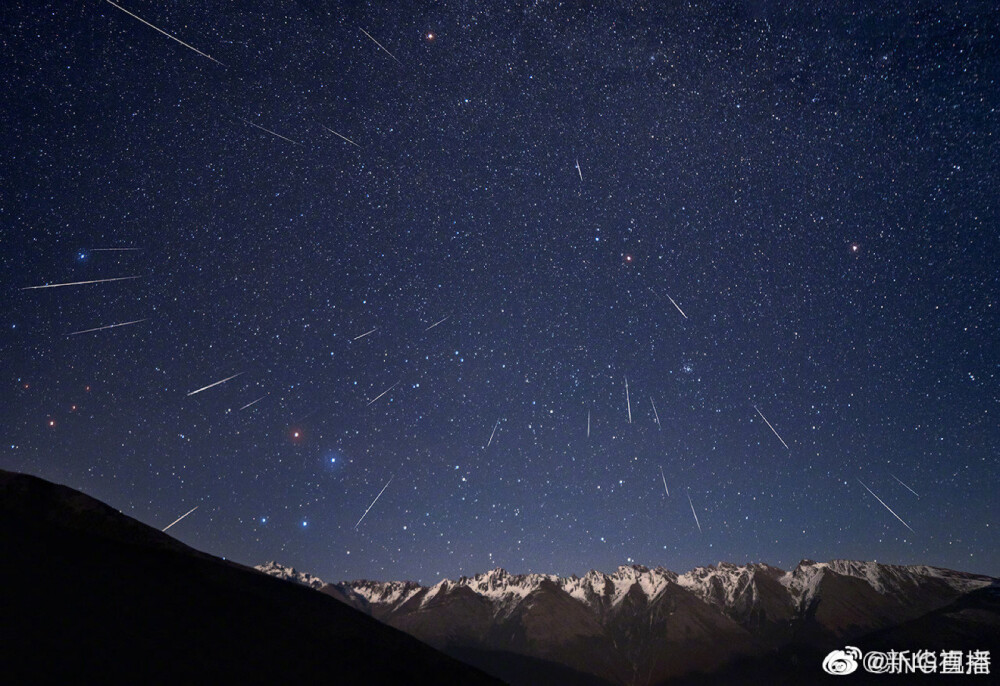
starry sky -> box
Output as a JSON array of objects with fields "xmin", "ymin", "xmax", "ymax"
[{"xmin": 4, "ymin": 1, "xmax": 998, "ymax": 583}]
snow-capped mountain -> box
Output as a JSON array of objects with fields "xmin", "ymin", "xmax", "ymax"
[
  {"xmin": 254, "ymin": 561, "xmax": 373, "ymax": 611},
  {"xmin": 337, "ymin": 559, "xmax": 990, "ymax": 628},
  {"xmin": 258, "ymin": 559, "xmax": 997, "ymax": 686},
  {"xmin": 254, "ymin": 561, "xmax": 326, "ymax": 590}
]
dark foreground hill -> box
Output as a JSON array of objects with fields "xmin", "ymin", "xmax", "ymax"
[{"xmin": 0, "ymin": 469, "xmax": 503, "ymax": 686}]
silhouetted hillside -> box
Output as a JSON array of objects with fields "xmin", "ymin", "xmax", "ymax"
[{"xmin": 0, "ymin": 469, "xmax": 504, "ymax": 685}]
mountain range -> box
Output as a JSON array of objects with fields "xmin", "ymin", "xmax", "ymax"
[
  {"xmin": 259, "ymin": 558, "xmax": 999, "ymax": 685},
  {"xmin": 2, "ymin": 466, "xmax": 995, "ymax": 685}
]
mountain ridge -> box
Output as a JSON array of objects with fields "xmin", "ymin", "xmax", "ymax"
[
  {"xmin": 258, "ymin": 558, "xmax": 997, "ymax": 685},
  {"xmin": 258, "ymin": 557, "xmax": 993, "ymax": 615}
]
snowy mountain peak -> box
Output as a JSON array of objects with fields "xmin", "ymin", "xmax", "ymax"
[
  {"xmin": 257, "ymin": 558, "xmax": 995, "ymax": 625},
  {"xmin": 779, "ymin": 560, "xmax": 830, "ymax": 607},
  {"xmin": 348, "ymin": 578, "xmax": 424, "ymax": 608},
  {"xmin": 254, "ymin": 561, "xmax": 326, "ymax": 590},
  {"xmin": 676, "ymin": 562, "xmax": 768, "ymax": 609},
  {"xmin": 775, "ymin": 559, "xmax": 995, "ymax": 612},
  {"xmin": 607, "ymin": 565, "xmax": 674, "ymax": 605}
]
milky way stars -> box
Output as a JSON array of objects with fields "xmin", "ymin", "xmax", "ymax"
[{"xmin": 4, "ymin": 2, "xmax": 998, "ymax": 582}]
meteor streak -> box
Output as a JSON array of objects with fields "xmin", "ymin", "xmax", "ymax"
[
  {"xmin": 359, "ymin": 28, "xmax": 402, "ymax": 65},
  {"xmin": 88, "ymin": 247, "xmax": 141, "ymax": 251},
  {"xmin": 366, "ymin": 381, "xmax": 398, "ymax": 407},
  {"xmin": 754, "ymin": 405, "xmax": 789, "ymax": 450},
  {"xmin": 624, "ymin": 376, "xmax": 632, "ymax": 423},
  {"xmin": 22, "ymin": 276, "xmax": 140, "ymax": 290},
  {"xmin": 240, "ymin": 118, "xmax": 299, "ymax": 145},
  {"xmin": 587, "ymin": 410, "xmax": 590, "ymax": 438},
  {"xmin": 665, "ymin": 293, "xmax": 688, "ymax": 319},
  {"xmin": 650, "ymin": 396, "xmax": 660, "ymax": 430},
  {"xmin": 162, "ymin": 506, "xmax": 198, "ymax": 532},
  {"xmin": 660, "ymin": 467, "xmax": 669, "ymax": 497},
  {"xmin": 353, "ymin": 327, "xmax": 377, "ymax": 340},
  {"xmin": 103, "ymin": 0, "xmax": 224, "ymax": 65},
  {"xmin": 321, "ymin": 125, "xmax": 360, "ymax": 148},
  {"xmin": 67, "ymin": 319, "xmax": 147, "ymax": 335},
  {"xmin": 575, "ymin": 158, "xmax": 583, "ymax": 182},
  {"xmin": 687, "ymin": 491, "xmax": 702, "ymax": 533},
  {"xmin": 186, "ymin": 372, "xmax": 243, "ymax": 396},
  {"xmin": 355, "ymin": 477, "xmax": 393, "ymax": 529},
  {"xmin": 890, "ymin": 473, "xmax": 920, "ymax": 497},
  {"xmin": 239, "ymin": 395, "xmax": 266, "ymax": 411},
  {"xmin": 424, "ymin": 315, "xmax": 450, "ymax": 332},
  {"xmin": 858, "ymin": 479, "xmax": 915, "ymax": 533},
  {"xmin": 486, "ymin": 419, "xmax": 501, "ymax": 448}
]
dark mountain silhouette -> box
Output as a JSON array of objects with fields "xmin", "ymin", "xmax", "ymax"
[{"xmin": 0, "ymin": 469, "xmax": 503, "ymax": 685}]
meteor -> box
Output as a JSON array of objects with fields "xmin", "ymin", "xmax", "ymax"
[
  {"xmin": 660, "ymin": 467, "xmax": 669, "ymax": 497},
  {"xmin": 575, "ymin": 158, "xmax": 583, "ymax": 182},
  {"xmin": 240, "ymin": 118, "xmax": 299, "ymax": 145},
  {"xmin": 890, "ymin": 473, "xmax": 919, "ymax": 497},
  {"xmin": 239, "ymin": 395, "xmax": 266, "ymax": 411},
  {"xmin": 355, "ymin": 477, "xmax": 393, "ymax": 529},
  {"xmin": 665, "ymin": 293, "xmax": 687, "ymax": 319},
  {"xmin": 359, "ymin": 28, "xmax": 402, "ymax": 65},
  {"xmin": 366, "ymin": 381, "xmax": 398, "ymax": 407},
  {"xmin": 624, "ymin": 376, "xmax": 632, "ymax": 424},
  {"xmin": 687, "ymin": 491, "xmax": 702, "ymax": 533},
  {"xmin": 858, "ymin": 479, "xmax": 915, "ymax": 533},
  {"xmin": 650, "ymin": 396, "xmax": 660, "ymax": 430},
  {"xmin": 22, "ymin": 276, "xmax": 140, "ymax": 290},
  {"xmin": 103, "ymin": 0, "xmax": 224, "ymax": 66},
  {"xmin": 321, "ymin": 125, "xmax": 360, "ymax": 148},
  {"xmin": 67, "ymin": 319, "xmax": 147, "ymax": 335},
  {"xmin": 186, "ymin": 372, "xmax": 243, "ymax": 396},
  {"xmin": 486, "ymin": 419, "xmax": 501, "ymax": 448},
  {"xmin": 162, "ymin": 506, "xmax": 198, "ymax": 532},
  {"xmin": 424, "ymin": 315, "xmax": 450, "ymax": 332},
  {"xmin": 353, "ymin": 327, "xmax": 377, "ymax": 340},
  {"xmin": 754, "ymin": 405, "xmax": 790, "ymax": 450}
]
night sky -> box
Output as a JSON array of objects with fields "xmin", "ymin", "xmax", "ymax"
[{"xmin": 4, "ymin": 1, "xmax": 998, "ymax": 584}]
